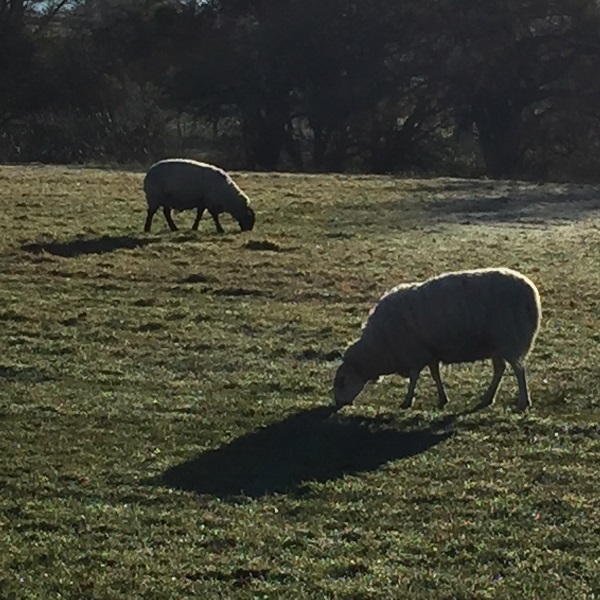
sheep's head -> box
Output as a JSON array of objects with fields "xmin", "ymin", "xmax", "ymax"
[
  {"xmin": 333, "ymin": 361, "xmax": 366, "ymax": 409},
  {"xmin": 238, "ymin": 206, "xmax": 255, "ymax": 231}
]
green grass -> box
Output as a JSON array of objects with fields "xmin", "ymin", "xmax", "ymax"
[{"xmin": 0, "ymin": 165, "xmax": 599, "ymax": 598}]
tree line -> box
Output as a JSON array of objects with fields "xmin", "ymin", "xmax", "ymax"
[{"xmin": 2, "ymin": 0, "xmax": 600, "ymax": 180}]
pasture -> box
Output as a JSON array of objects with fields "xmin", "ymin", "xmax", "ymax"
[{"xmin": 0, "ymin": 164, "xmax": 599, "ymax": 598}]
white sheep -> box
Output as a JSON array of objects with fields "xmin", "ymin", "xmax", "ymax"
[
  {"xmin": 143, "ymin": 159, "xmax": 255, "ymax": 233},
  {"xmin": 333, "ymin": 267, "xmax": 541, "ymax": 412}
]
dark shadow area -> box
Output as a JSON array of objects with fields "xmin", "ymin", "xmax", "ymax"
[
  {"xmin": 213, "ymin": 287, "xmax": 273, "ymax": 298},
  {"xmin": 422, "ymin": 184, "xmax": 600, "ymax": 225},
  {"xmin": 21, "ymin": 235, "xmax": 156, "ymax": 257},
  {"xmin": 159, "ymin": 406, "xmax": 454, "ymax": 498},
  {"xmin": 179, "ymin": 273, "xmax": 214, "ymax": 284},
  {"xmin": 0, "ymin": 311, "xmax": 30, "ymax": 323},
  {"xmin": 0, "ymin": 365, "xmax": 56, "ymax": 382},
  {"xmin": 244, "ymin": 240, "xmax": 282, "ymax": 252}
]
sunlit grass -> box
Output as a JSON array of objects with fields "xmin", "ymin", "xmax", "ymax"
[{"xmin": 0, "ymin": 165, "xmax": 599, "ymax": 598}]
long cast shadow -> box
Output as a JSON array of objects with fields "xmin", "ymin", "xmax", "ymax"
[
  {"xmin": 160, "ymin": 406, "xmax": 454, "ymax": 498},
  {"xmin": 21, "ymin": 235, "xmax": 155, "ymax": 257}
]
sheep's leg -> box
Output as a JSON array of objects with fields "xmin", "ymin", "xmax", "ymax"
[
  {"xmin": 508, "ymin": 360, "xmax": 530, "ymax": 412},
  {"xmin": 400, "ymin": 369, "xmax": 421, "ymax": 409},
  {"xmin": 209, "ymin": 210, "xmax": 225, "ymax": 234},
  {"xmin": 163, "ymin": 207, "xmax": 178, "ymax": 231},
  {"xmin": 480, "ymin": 356, "xmax": 506, "ymax": 407},
  {"xmin": 429, "ymin": 362, "xmax": 448, "ymax": 408},
  {"xmin": 144, "ymin": 208, "xmax": 157, "ymax": 232},
  {"xmin": 192, "ymin": 208, "xmax": 205, "ymax": 231}
]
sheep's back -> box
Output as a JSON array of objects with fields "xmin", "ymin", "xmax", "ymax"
[
  {"xmin": 369, "ymin": 268, "xmax": 540, "ymax": 368},
  {"xmin": 144, "ymin": 159, "xmax": 230, "ymax": 211}
]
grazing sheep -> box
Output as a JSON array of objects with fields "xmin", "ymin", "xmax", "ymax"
[
  {"xmin": 143, "ymin": 159, "xmax": 255, "ymax": 233},
  {"xmin": 333, "ymin": 268, "xmax": 541, "ymax": 412}
]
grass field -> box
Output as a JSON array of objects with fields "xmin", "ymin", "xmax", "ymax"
[{"xmin": 0, "ymin": 164, "xmax": 599, "ymax": 599}]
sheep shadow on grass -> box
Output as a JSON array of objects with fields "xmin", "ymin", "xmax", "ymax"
[
  {"xmin": 21, "ymin": 235, "xmax": 156, "ymax": 257},
  {"xmin": 160, "ymin": 406, "xmax": 453, "ymax": 499}
]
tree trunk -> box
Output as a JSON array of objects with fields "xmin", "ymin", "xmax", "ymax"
[{"xmin": 471, "ymin": 94, "xmax": 522, "ymax": 179}]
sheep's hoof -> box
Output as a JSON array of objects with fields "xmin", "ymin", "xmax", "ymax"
[{"xmin": 515, "ymin": 402, "xmax": 530, "ymax": 413}]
